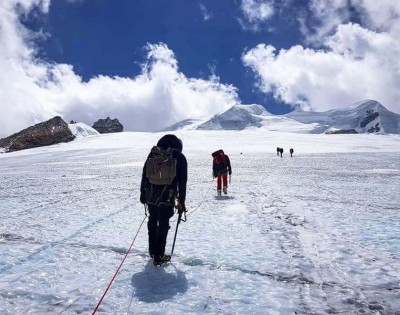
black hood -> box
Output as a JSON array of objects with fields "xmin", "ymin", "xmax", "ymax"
[{"xmin": 157, "ymin": 134, "xmax": 183, "ymax": 152}]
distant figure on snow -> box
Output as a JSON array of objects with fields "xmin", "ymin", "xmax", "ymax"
[
  {"xmin": 279, "ymin": 148, "xmax": 283, "ymax": 158},
  {"xmin": 290, "ymin": 148, "xmax": 294, "ymax": 157},
  {"xmin": 276, "ymin": 147, "xmax": 280, "ymax": 156},
  {"xmin": 140, "ymin": 134, "xmax": 187, "ymax": 265},
  {"xmin": 212, "ymin": 149, "xmax": 232, "ymax": 196}
]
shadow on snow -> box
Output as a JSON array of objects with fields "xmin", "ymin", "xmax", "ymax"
[
  {"xmin": 131, "ymin": 260, "xmax": 188, "ymax": 303},
  {"xmin": 214, "ymin": 195, "xmax": 235, "ymax": 200}
]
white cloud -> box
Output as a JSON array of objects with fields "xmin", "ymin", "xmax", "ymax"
[
  {"xmin": 302, "ymin": 0, "xmax": 400, "ymax": 44},
  {"xmin": 0, "ymin": 2, "xmax": 238, "ymax": 137},
  {"xmin": 242, "ymin": 1, "xmax": 400, "ymax": 114},
  {"xmin": 299, "ymin": 0, "xmax": 351, "ymax": 45},
  {"xmin": 351, "ymin": 0, "xmax": 400, "ymax": 32},
  {"xmin": 199, "ymin": 3, "xmax": 212, "ymax": 21},
  {"xmin": 239, "ymin": 0, "xmax": 275, "ymax": 31},
  {"xmin": 57, "ymin": 44, "xmax": 239, "ymax": 132}
]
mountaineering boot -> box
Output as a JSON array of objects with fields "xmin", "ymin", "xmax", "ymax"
[
  {"xmin": 217, "ymin": 190, "xmax": 221, "ymax": 196},
  {"xmin": 153, "ymin": 254, "xmax": 171, "ymax": 266},
  {"xmin": 149, "ymin": 245, "xmax": 155, "ymax": 258},
  {"xmin": 223, "ymin": 187, "xmax": 227, "ymax": 195}
]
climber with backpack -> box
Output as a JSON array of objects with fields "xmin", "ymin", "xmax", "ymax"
[
  {"xmin": 140, "ymin": 134, "xmax": 187, "ymax": 265},
  {"xmin": 212, "ymin": 149, "xmax": 232, "ymax": 195}
]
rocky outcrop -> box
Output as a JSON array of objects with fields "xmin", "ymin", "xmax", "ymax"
[
  {"xmin": 326, "ymin": 129, "xmax": 358, "ymax": 134},
  {"xmin": 92, "ymin": 117, "xmax": 123, "ymax": 133},
  {"xmin": 360, "ymin": 110, "xmax": 379, "ymax": 128},
  {"xmin": 0, "ymin": 116, "xmax": 75, "ymax": 152}
]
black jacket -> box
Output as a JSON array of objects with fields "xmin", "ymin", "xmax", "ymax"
[{"xmin": 141, "ymin": 134, "xmax": 187, "ymax": 205}]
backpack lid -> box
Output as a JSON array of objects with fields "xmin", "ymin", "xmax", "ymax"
[
  {"xmin": 213, "ymin": 150, "xmax": 226, "ymax": 166},
  {"xmin": 212, "ymin": 149, "xmax": 224, "ymax": 157}
]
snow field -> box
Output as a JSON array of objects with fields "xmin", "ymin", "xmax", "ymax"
[{"xmin": 0, "ymin": 131, "xmax": 399, "ymax": 314}]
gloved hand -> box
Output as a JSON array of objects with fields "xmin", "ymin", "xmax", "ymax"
[
  {"xmin": 229, "ymin": 171, "xmax": 232, "ymax": 175},
  {"xmin": 177, "ymin": 201, "xmax": 186, "ymax": 214},
  {"xmin": 140, "ymin": 192, "xmax": 146, "ymax": 204}
]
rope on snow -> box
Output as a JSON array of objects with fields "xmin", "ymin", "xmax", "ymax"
[{"xmin": 92, "ymin": 213, "xmax": 147, "ymax": 314}]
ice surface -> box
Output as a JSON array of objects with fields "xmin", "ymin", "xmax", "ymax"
[{"xmin": 0, "ymin": 131, "xmax": 399, "ymax": 314}]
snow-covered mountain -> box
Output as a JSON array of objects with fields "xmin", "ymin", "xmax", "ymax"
[
  {"xmin": 163, "ymin": 119, "xmax": 206, "ymax": 131},
  {"xmin": 285, "ymin": 100, "xmax": 400, "ymax": 134},
  {"xmin": 165, "ymin": 100, "xmax": 400, "ymax": 134},
  {"xmin": 68, "ymin": 122, "xmax": 99, "ymax": 137},
  {"xmin": 197, "ymin": 104, "xmax": 268, "ymax": 130}
]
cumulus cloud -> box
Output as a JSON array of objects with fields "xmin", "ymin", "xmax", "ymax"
[
  {"xmin": 58, "ymin": 43, "xmax": 239, "ymax": 132},
  {"xmin": 0, "ymin": 1, "xmax": 238, "ymax": 137},
  {"xmin": 349, "ymin": 0, "xmax": 400, "ymax": 32},
  {"xmin": 298, "ymin": 0, "xmax": 351, "ymax": 45},
  {"xmin": 239, "ymin": 0, "xmax": 275, "ymax": 31},
  {"xmin": 301, "ymin": 0, "xmax": 400, "ymax": 43},
  {"xmin": 243, "ymin": 0, "xmax": 400, "ymax": 113}
]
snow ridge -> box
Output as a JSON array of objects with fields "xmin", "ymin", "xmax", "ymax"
[{"xmin": 165, "ymin": 100, "xmax": 400, "ymax": 134}]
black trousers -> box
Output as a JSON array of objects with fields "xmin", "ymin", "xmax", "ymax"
[{"xmin": 147, "ymin": 204, "xmax": 174, "ymax": 257}]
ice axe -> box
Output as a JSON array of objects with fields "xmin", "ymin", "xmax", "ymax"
[{"xmin": 170, "ymin": 199, "xmax": 186, "ymax": 258}]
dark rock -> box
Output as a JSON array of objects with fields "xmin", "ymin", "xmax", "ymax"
[
  {"xmin": 367, "ymin": 123, "xmax": 380, "ymax": 133},
  {"xmin": 0, "ymin": 116, "xmax": 75, "ymax": 152},
  {"xmin": 92, "ymin": 117, "xmax": 123, "ymax": 133},
  {"xmin": 360, "ymin": 111, "xmax": 379, "ymax": 128},
  {"xmin": 326, "ymin": 129, "xmax": 358, "ymax": 134}
]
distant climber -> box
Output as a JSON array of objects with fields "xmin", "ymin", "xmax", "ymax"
[
  {"xmin": 290, "ymin": 148, "xmax": 294, "ymax": 157},
  {"xmin": 279, "ymin": 148, "xmax": 283, "ymax": 158},
  {"xmin": 212, "ymin": 149, "xmax": 232, "ymax": 195}
]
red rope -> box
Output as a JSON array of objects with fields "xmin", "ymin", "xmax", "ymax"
[{"xmin": 92, "ymin": 215, "xmax": 147, "ymax": 314}]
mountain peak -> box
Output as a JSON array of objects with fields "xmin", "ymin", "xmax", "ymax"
[
  {"xmin": 197, "ymin": 104, "xmax": 270, "ymax": 130},
  {"xmin": 351, "ymin": 99, "xmax": 385, "ymax": 111},
  {"xmin": 233, "ymin": 104, "xmax": 271, "ymax": 115}
]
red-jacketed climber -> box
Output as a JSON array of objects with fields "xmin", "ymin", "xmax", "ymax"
[{"xmin": 212, "ymin": 149, "xmax": 232, "ymax": 195}]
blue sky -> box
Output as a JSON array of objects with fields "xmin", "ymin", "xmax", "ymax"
[
  {"xmin": 1, "ymin": 0, "xmax": 400, "ymax": 136},
  {"xmin": 30, "ymin": 0, "xmax": 301, "ymax": 112}
]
